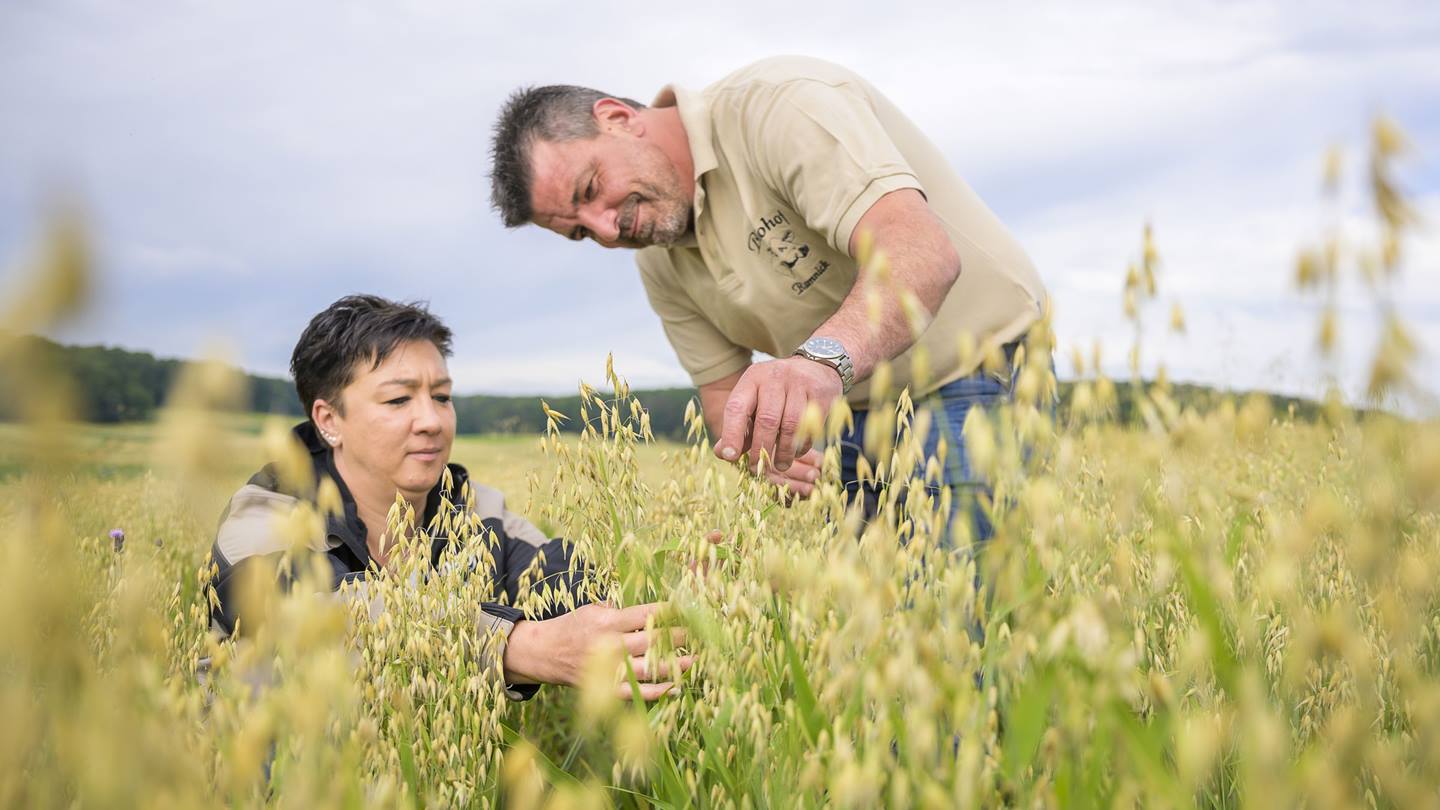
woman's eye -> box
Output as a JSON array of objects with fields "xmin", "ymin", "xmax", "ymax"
[
  {"xmin": 385, "ymin": 396, "xmax": 410, "ymax": 406},
  {"xmin": 434, "ymin": 394, "xmax": 452, "ymax": 404}
]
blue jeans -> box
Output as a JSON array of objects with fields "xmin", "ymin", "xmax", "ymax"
[{"xmin": 837, "ymin": 362, "xmax": 1017, "ymax": 552}]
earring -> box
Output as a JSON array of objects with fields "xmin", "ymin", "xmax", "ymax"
[{"xmin": 322, "ymin": 431, "xmax": 340, "ymax": 446}]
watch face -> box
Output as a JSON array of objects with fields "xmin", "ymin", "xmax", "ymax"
[{"xmin": 805, "ymin": 337, "xmax": 845, "ymax": 359}]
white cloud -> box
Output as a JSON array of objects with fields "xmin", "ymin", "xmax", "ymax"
[
  {"xmin": 123, "ymin": 243, "xmax": 249, "ymax": 280},
  {"xmin": 0, "ymin": 0, "xmax": 1436, "ymax": 411}
]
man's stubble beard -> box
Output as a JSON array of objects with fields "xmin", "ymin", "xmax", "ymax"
[
  {"xmin": 617, "ymin": 186, "xmax": 690, "ymax": 249},
  {"xmin": 647, "ymin": 195, "xmax": 691, "ymax": 247},
  {"xmin": 634, "ymin": 145, "xmax": 692, "ymax": 248}
]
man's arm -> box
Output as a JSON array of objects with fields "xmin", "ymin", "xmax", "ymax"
[
  {"xmin": 820, "ymin": 188, "xmax": 961, "ymax": 381},
  {"xmin": 699, "ymin": 369, "xmax": 743, "ymax": 440},
  {"xmin": 716, "ymin": 188, "xmax": 961, "ymax": 472}
]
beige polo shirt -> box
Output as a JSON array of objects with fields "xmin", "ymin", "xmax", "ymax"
[{"xmin": 637, "ymin": 56, "xmax": 1047, "ymax": 407}]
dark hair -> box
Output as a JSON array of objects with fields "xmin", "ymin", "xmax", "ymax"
[
  {"xmin": 489, "ymin": 84, "xmax": 645, "ymax": 228},
  {"xmin": 290, "ymin": 294, "xmax": 453, "ymax": 417}
]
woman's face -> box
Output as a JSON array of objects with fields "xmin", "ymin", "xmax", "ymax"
[{"xmin": 326, "ymin": 339, "xmax": 456, "ymax": 501}]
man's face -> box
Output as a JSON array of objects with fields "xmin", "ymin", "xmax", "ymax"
[{"xmin": 528, "ymin": 131, "xmax": 692, "ymax": 249}]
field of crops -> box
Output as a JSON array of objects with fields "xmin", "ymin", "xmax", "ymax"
[
  {"xmin": 2, "ymin": 121, "xmax": 1436, "ymax": 808},
  {"xmin": 4, "ymin": 368, "xmax": 1439, "ymax": 808}
]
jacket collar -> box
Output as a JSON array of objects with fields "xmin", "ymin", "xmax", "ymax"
[{"xmin": 292, "ymin": 421, "xmax": 370, "ymax": 565}]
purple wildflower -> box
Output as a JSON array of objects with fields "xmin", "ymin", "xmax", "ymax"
[{"xmin": 110, "ymin": 528, "xmax": 125, "ymax": 552}]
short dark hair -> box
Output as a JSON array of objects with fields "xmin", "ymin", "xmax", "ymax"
[
  {"xmin": 290, "ymin": 294, "xmax": 453, "ymax": 417},
  {"xmin": 489, "ymin": 84, "xmax": 645, "ymax": 228}
]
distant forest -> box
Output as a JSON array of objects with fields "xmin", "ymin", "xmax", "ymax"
[
  {"xmin": 0, "ymin": 336, "xmax": 1331, "ymax": 439},
  {"xmin": 0, "ymin": 335, "xmax": 700, "ymax": 438}
]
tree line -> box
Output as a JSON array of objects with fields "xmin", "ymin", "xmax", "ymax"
[
  {"xmin": 0, "ymin": 335, "xmax": 1331, "ymax": 438},
  {"xmin": 0, "ymin": 335, "xmax": 701, "ymax": 439}
]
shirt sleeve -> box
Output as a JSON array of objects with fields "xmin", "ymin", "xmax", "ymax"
[
  {"xmin": 490, "ymin": 503, "xmax": 592, "ymax": 621},
  {"xmin": 474, "ymin": 491, "xmax": 592, "ymax": 702},
  {"xmin": 636, "ymin": 248, "xmax": 752, "ymax": 386},
  {"xmin": 743, "ymin": 78, "xmax": 925, "ymax": 255}
]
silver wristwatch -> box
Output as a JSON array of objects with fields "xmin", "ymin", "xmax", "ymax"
[{"xmin": 794, "ymin": 336, "xmax": 854, "ymax": 394}]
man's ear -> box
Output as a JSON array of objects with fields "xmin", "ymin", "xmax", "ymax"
[{"xmin": 593, "ymin": 98, "xmax": 643, "ymax": 136}]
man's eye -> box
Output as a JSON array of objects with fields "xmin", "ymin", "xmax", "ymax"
[
  {"xmin": 434, "ymin": 394, "xmax": 452, "ymax": 404},
  {"xmin": 385, "ymin": 396, "xmax": 410, "ymax": 406},
  {"xmin": 572, "ymin": 228, "xmax": 588, "ymax": 242},
  {"xmin": 585, "ymin": 177, "xmax": 597, "ymax": 202}
]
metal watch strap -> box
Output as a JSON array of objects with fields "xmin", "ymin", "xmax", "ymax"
[
  {"xmin": 833, "ymin": 354, "xmax": 854, "ymax": 393},
  {"xmin": 795, "ymin": 342, "xmax": 854, "ymax": 394}
]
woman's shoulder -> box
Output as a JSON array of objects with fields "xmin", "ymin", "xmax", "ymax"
[
  {"xmin": 440, "ymin": 464, "xmax": 549, "ymax": 547},
  {"xmin": 441, "ymin": 462, "xmax": 502, "ymax": 518},
  {"xmin": 213, "ymin": 466, "xmax": 309, "ymax": 566}
]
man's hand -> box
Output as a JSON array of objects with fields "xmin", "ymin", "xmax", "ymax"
[
  {"xmin": 760, "ymin": 447, "xmax": 822, "ymax": 500},
  {"xmin": 503, "ymin": 602, "xmax": 691, "ymax": 701},
  {"xmin": 714, "ymin": 356, "xmax": 842, "ymax": 473}
]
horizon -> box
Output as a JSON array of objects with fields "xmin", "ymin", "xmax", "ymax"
[{"xmin": 23, "ymin": 331, "xmax": 1359, "ymax": 409}]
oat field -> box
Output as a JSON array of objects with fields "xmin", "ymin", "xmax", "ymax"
[
  {"xmin": 1, "ymin": 120, "xmax": 1436, "ymax": 808},
  {"xmin": 3, "ymin": 368, "xmax": 1438, "ymax": 809}
]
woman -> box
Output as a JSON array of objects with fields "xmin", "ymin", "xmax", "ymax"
[{"xmin": 208, "ymin": 294, "xmax": 688, "ymax": 700}]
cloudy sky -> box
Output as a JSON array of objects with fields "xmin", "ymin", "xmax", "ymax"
[{"xmin": 2, "ymin": 1, "xmax": 1437, "ymax": 411}]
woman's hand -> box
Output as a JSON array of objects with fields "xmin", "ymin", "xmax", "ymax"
[{"xmin": 502, "ymin": 602, "xmax": 691, "ymax": 700}]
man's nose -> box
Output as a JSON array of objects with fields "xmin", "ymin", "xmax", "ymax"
[{"xmin": 577, "ymin": 205, "xmax": 620, "ymax": 244}]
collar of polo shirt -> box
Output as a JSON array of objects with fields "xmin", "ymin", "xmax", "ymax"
[{"xmin": 651, "ymin": 85, "xmax": 718, "ymax": 224}]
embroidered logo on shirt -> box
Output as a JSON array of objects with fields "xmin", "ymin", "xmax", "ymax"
[
  {"xmin": 765, "ymin": 229, "xmax": 810, "ymax": 272},
  {"xmin": 792, "ymin": 260, "xmax": 830, "ymax": 295},
  {"xmin": 746, "ymin": 208, "xmax": 829, "ymax": 295},
  {"xmin": 746, "ymin": 209, "xmax": 791, "ymax": 253}
]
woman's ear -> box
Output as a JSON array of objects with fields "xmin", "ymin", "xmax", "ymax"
[{"xmin": 312, "ymin": 398, "xmax": 343, "ymax": 448}]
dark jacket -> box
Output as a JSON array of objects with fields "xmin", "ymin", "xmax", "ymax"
[{"xmin": 207, "ymin": 422, "xmax": 583, "ymax": 699}]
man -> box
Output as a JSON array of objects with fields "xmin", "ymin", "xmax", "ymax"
[{"xmin": 489, "ymin": 56, "xmax": 1047, "ymax": 547}]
